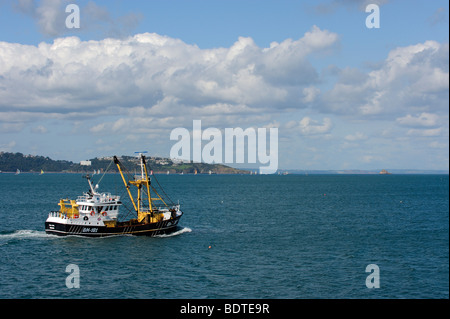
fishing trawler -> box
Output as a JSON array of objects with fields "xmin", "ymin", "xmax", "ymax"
[{"xmin": 45, "ymin": 153, "xmax": 183, "ymax": 237}]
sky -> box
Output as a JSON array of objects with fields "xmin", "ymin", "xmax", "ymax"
[{"xmin": 0, "ymin": 0, "xmax": 448, "ymax": 171}]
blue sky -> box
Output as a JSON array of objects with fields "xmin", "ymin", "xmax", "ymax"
[{"xmin": 0, "ymin": 0, "xmax": 448, "ymax": 171}]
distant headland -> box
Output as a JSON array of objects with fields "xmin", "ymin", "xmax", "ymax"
[{"xmin": 0, "ymin": 152, "xmax": 249, "ymax": 174}]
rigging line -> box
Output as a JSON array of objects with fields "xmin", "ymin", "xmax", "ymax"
[
  {"xmin": 116, "ymin": 174, "xmax": 130, "ymax": 200},
  {"xmin": 113, "ymin": 172, "xmax": 130, "ymax": 216},
  {"xmin": 121, "ymin": 160, "xmax": 136, "ymax": 182},
  {"xmin": 135, "ymin": 155, "xmax": 172, "ymax": 207},
  {"xmin": 97, "ymin": 159, "xmax": 114, "ymax": 186},
  {"xmin": 119, "ymin": 201, "xmax": 137, "ymax": 222},
  {"xmin": 150, "ymin": 184, "xmax": 169, "ymax": 207},
  {"xmin": 115, "ymin": 186, "xmax": 136, "ymax": 221},
  {"xmin": 150, "ymin": 170, "xmax": 174, "ymax": 205},
  {"xmin": 115, "ymin": 157, "xmax": 134, "ymax": 182}
]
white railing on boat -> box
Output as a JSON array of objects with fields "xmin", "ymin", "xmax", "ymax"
[
  {"xmin": 76, "ymin": 193, "xmax": 121, "ymax": 203},
  {"xmin": 48, "ymin": 211, "xmax": 66, "ymax": 219}
]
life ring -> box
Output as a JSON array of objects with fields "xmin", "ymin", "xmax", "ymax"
[
  {"xmin": 74, "ymin": 214, "xmax": 79, "ymax": 219},
  {"xmin": 101, "ymin": 211, "xmax": 107, "ymax": 216},
  {"xmin": 90, "ymin": 210, "xmax": 95, "ymax": 216}
]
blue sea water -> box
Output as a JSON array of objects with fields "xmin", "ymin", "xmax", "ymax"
[{"xmin": 0, "ymin": 173, "xmax": 448, "ymax": 299}]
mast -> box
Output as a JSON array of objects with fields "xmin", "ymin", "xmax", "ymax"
[
  {"xmin": 114, "ymin": 156, "xmax": 138, "ymax": 213},
  {"xmin": 83, "ymin": 174, "xmax": 97, "ymax": 195},
  {"xmin": 113, "ymin": 153, "xmax": 175, "ymax": 224},
  {"xmin": 114, "ymin": 154, "xmax": 153, "ymax": 222},
  {"xmin": 140, "ymin": 155, "xmax": 153, "ymax": 213}
]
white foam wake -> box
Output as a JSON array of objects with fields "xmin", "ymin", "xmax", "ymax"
[
  {"xmin": 0, "ymin": 229, "xmax": 55, "ymax": 240},
  {"xmin": 155, "ymin": 227, "xmax": 192, "ymax": 238},
  {"xmin": 0, "ymin": 228, "xmax": 192, "ymax": 242}
]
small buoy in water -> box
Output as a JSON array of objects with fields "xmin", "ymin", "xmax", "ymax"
[{"xmin": 208, "ymin": 245, "xmax": 212, "ymax": 249}]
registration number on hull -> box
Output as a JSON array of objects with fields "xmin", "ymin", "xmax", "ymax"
[{"xmin": 82, "ymin": 227, "xmax": 98, "ymax": 233}]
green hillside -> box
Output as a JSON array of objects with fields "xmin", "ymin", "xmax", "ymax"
[{"xmin": 0, "ymin": 152, "xmax": 249, "ymax": 174}]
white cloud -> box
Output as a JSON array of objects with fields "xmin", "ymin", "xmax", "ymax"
[
  {"xmin": 13, "ymin": 0, "xmax": 69, "ymax": 37},
  {"xmin": 0, "ymin": 26, "xmax": 339, "ymax": 131},
  {"xmin": 259, "ymin": 26, "xmax": 339, "ymax": 86},
  {"xmin": 428, "ymin": 7, "xmax": 448, "ymax": 26},
  {"xmin": 0, "ymin": 17, "xmax": 448, "ymax": 171},
  {"xmin": 302, "ymin": 86, "xmax": 321, "ymax": 103},
  {"xmin": 2, "ymin": 29, "xmax": 446, "ymax": 141},
  {"xmin": 89, "ymin": 123, "xmax": 107, "ymax": 134},
  {"xmin": 36, "ymin": 0, "xmax": 68, "ymax": 37},
  {"xmin": 345, "ymin": 132, "xmax": 368, "ymax": 141},
  {"xmin": 286, "ymin": 117, "xmax": 333, "ymax": 135},
  {"xmin": 313, "ymin": 0, "xmax": 390, "ymax": 14},
  {"xmin": 407, "ymin": 128, "xmax": 442, "ymax": 137},
  {"xmin": 361, "ymin": 155, "xmax": 382, "ymax": 163},
  {"xmin": 31, "ymin": 125, "xmax": 48, "ymax": 133},
  {"xmin": 0, "ymin": 123, "xmax": 25, "ymax": 133},
  {"xmin": 320, "ymin": 41, "xmax": 449, "ymax": 118},
  {"xmin": 11, "ymin": 0, "xmax": 142, "ymax": 38},
  {"xmin": 396, "ymin": 113, "xmax": 440, "ymax": 128}
]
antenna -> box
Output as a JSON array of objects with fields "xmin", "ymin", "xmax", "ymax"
[
  {"xmin": 134, "ymin": 151, "xmax": 148, "ymax": 179},
  {"xmin": 134, "ymin": 151, "xmax": 148, "ymax": 155},
  {"xmin": 82, "ymin": 174, "xmax": 96, "ymax": 194}
]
